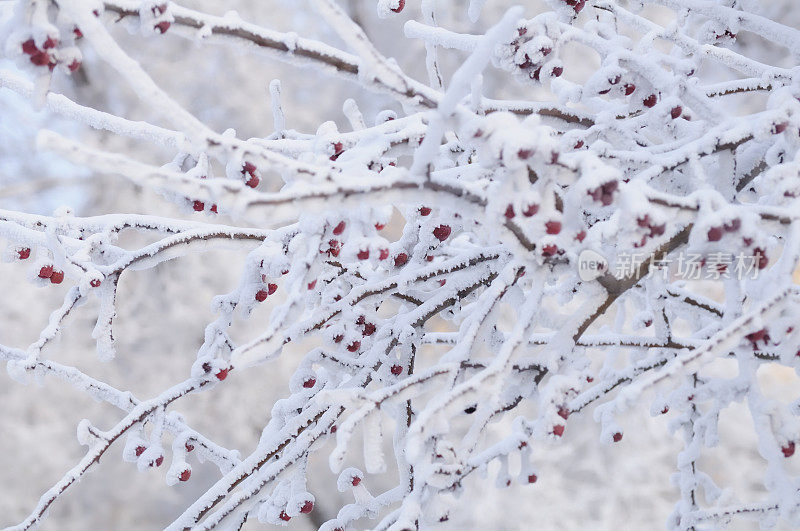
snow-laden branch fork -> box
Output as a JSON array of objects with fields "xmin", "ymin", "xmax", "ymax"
[{"xmin": 2, "ymin": 0, "xmax": 800, "ymax": 529}]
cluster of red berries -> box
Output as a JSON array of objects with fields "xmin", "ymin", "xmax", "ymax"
[
  {"xmin": 150, "ymin": 3, "xmax": 171, "ymax": 33},
  {"xmin": 587, "ymin": 180, "xmax": 619, "ymax": 206},
  {"xmin": 20, "ymin": 36, "xmax": 80, "ymax": 72},
  {"xmin": 38, "ymin": 265, "xmax": 65, "ymax": 284},
  {"xmin": 634, "ymin": 215, "xmax": 666, "ymax": 248}
]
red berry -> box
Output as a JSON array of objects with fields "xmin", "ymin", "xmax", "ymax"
[
  {"xmin": 624, "ymin": 84, "xmax": 636, "ymax": 96},
  {"xmin": 135, "ymin": 445, "xmax": 146, "ymax": 457},
  {"xmin": 574, "ymin": 0, "xmax": 585, "ymax": 12},
  {"xmin": 30, "ymin": 51, "xmax": 50, "ymax": 66},
  {"xmin": 523, "ymin": 204, "xmax": 539, "ymax": 217},
  {"xmin": 43, "ymin": 36, "xmax": 58, "ymax": 49},
  {"xmin": 433, "ymin": 225, "xmax": 451, "ymax": 241},
  {"xmin": 542, "ymin": 244, "xmax": 558, "ymax": 257},
  {"xmin": 528, "ymin": 474, "xmax": 537, "ymax": 483},
  {"xmin": 255, "ymin": 290, "xmax": 269, "ymax": 302},
  {"xmin": 390, "ymin": 364, "xmax": 403, "ymax": 375},
  {"xmin": 545, "ymin": 221, "xmax": 561, "ymax": 234},
  {"xmin": 517, "ymin": 149, "xmax": 533, "ymax": 159},
  {"xmin": 245, "ymin": 174, "xmax": 259, "ymax": 188},
  {"xmin": 419, "ymin": 206, "xmax": 432, "ymax": 216},
  {"xmin": 379, "ymin": 249, "xmax": 389, "ymax": 260},
  {"xmin": 50, "ymin": 270, "xmax": 64, "ymax": 284},
  {"xmin": 21, "ymin": 39, "xmax": 37, "ymax": 55},
  {"xmin": 179, "ymin": 469, "xmax": 191, "ymax": 482},
  {"xmin": 347, "ymin": 341, "xmax": 361, "ymax": 352},
  {"xmin": 330, "ymin": 142, "xmax": 344, "ymax": 160},
  {"xmin": 242, "ymin": 162, "xmax": 257, "ymax": 174},
  {"xmin": 574, "ymin": 140, "xmax": 584, "ymax": 149},
  {"xmin": 300, "ymin": 501, "xmax": 314, "ymax": 513},
  {"xmin": 394, "ymin": 253, "xmax": 408, "ymax": 267},
  {"xmin": 333, "ymin": 334, "xmax": 343, "ymax": 343},
  {"xmin": 557, "ymin": 407, "xmax": 570, "ymax": 420},
  {"xmin": 723, "ymin": 218, "xmax": 741, "ymax": 232},
  {"xmin": 303, "ymin": 378, "xmax": 316, "ymax": 388},
  {"xmin": 670, "ymin": 106, "xmax": 682, "ymax": 119},
  {"xmin": 661, "ymin": 407, "xmax": 669, "ymax": 415},
  {"xmin": 553, "ymin": 425, "xmax": 565, "ymax": 437},
  {"xmin": 363, "ymin": 323, "xmax": 376, "ymax": 336},
  {"xmin": 612, "ymin": 432, "xmax": 623, "ymax": 443},
  {"xmin": 155, "ymin": 21, "xmax": 170, "ymax": 33},
  {"xmin": 155, "ymin": 455, "xmax": 164, "ymax": 467},
  {"xmin": 308, "ymin": 280, "xmax": 317, "ymax": 290},
  {"xmin": 73, "ymin": 27, "xmax": 83, "ymax": 39},
  {"xmin": 643, "ymin": 94, "xmax": 658, "ymax": 108},
  {"xmin": 279, "ymin": 511, "xmax": 291, "ymax": 522},
  {"xmin": 782, "ymin": 441, "xmax": 795, "ymax": 458},
  {"xmin": 774, "ymin": 122, "xmax": 788, "ymax": 134},
  {"xmin": 575, "ymin": 230, "xmax": 587, "ymax": 242},
  {"xmin": 90, "ymin": 279, "xmax": 101, "ymax": 288},
  {"xmin": 375, "ymin": 223, "xmax": 385, "ymax": 231},
  {"xmin": 552, "ymin": 66, "xmax": 563, "ymax": 77},
  {"xmin": 352, "ymin": 476, "xmax": 361, "ymax": 486},
  {"xmin": 215, "ymin": 368, "xmax": 228, "ymax": 381},
  {"xmin": 357, "ymin": 249, "xmax": 370, "ymax": 260},
  {"xmin": 18, "ymin": 248, "xmax": 30, "ymax": 260},
  {"xmin": 330, "ymin": 425, "xmax": 337, "ymax": 433},
  {"xmin": 504, "ymin": 205, "xmax": 515, "ymax": 219},
  {"xmin": 391, "ymin": 0, "xmax": 405, "ymax": 13},
  {"xmin": 327, "ymin": 239, "xmax": 341, "ymax": 257},
  {"xmin": 438, "ymin": 279, "xmax": 446, "ymax": 286},
  {"xmin": 193, "ymin": 200, "xmax": 204, "ymax": 212},
  {"xmin": 267, "ymin": 283, "xmax": 278, "ymax": 295},
  {"xmin": 185, "ymin": 442, "xmax": 194, "ymax": 452},
  {"xmin": 707, "ymin": 226, "xmax": 723, "ymax": 241},
  {"xmin": 609, "ymin": 75, "xmax": 621, "ymax": 85},
  {"xmin": 210, "ymin": 204, "xmax": 218, "ymax": 213},
  {"xmin": 754, "ymin": 248, "xmax": 768, "ymax": 269}
]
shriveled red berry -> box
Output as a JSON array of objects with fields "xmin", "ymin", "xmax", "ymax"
[
  {"xmin": 552, "ymin": 66, "xmax": 563, "ymax": 77},
  {"xmin": 363, "ymin": 323, "xmax": 376, "ymax": 336},
  {"xmin": 185, "ymin": 442, "xmax": 195, "ymax": 452},
  {"xmin": 433, "ymin": 225, "xmax": 451, "ymax": 241},
  {"xmin": 391, "ymin": 0, "xmax": 405, "ymax": 12},
  {"xmin": 347, "ymin": 341, "xmax": 361, "ymax": 352},
  {"xmin": 390, "ymin": 364, "xmax": 403, "ymax": 375},
  {"xmin": 279, "ymin": 511, "xmax": 291, "ymax": 522},
  {"xmin": 215, "ymin": 368, "xmax": 228, "ymax": 381},
  {"xmin": 754, "ymin": 247, "xmax": 768, "ymax": 269},
  {"xmin": 300, "ymin": 501, "xmax": 314, "ymax": 513},
  {"xmin": 135, "ymin": 445, "xmax": 146, "ymax": 457},
  {"xmin": 179, "ymin": 469, "xmax": 191, "ymax": 482},
  {"xmin": 394, "ymin": 253, "xmax": 408, "ymax": 267},
  {"xmin": 624, "ymin": 84, "xmax": 636, "ymax": 96},
  {"xmin": 333, "ymin": 221, "xmax": 346, "ymax": 235},
  {"xmin": 18, "ymin": 248, "xmax": 30, "ymax": 260},
  {"xmin": 21, "ymin": 39, "xmax": 37, "ymax": 55},
  {"xmin": 517, "ymin": 149, "xmax": 532, "ymax": 159},
  {"xmin": 245, "ymin": 174, "xmax": 259, "ymax": 188},
  {"xmin": 333, "ymin": 334, "xmax": 343, "ymax": 343},
  {"xmin": 782, "ymin": 441, "xmax": 795, "ymax": 458},
  {"xmin": 542, "ymin": 244, "xmax": 558, "ymax": 257},
  {"xmin": 303, "ymin": 378, "xmax": 316, "ymax": 388},
  {"xmin": 545, "ymin": 221, "xmax": 561, "ymax": 234},
  {"xmin": 523, "ymin": 204, "xmax": 538, "ymax": 217},
  {"xmin": 30, "ymin": 51, "xmax": 51, "ymax": 66},
  {"xmin": 612, "ymin": 432, "xmax": 623, "ymax": 443},
  {"xmin": 210, "ymin": 204, "xmax": 218, "ymax": 213},
  {"xmin": 50, "ymin": 270, "xmax": 64, "ymax": 284},
  {"xmin": 255, "ymin": 290, "xmax": 269, "ymax": 302}
]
